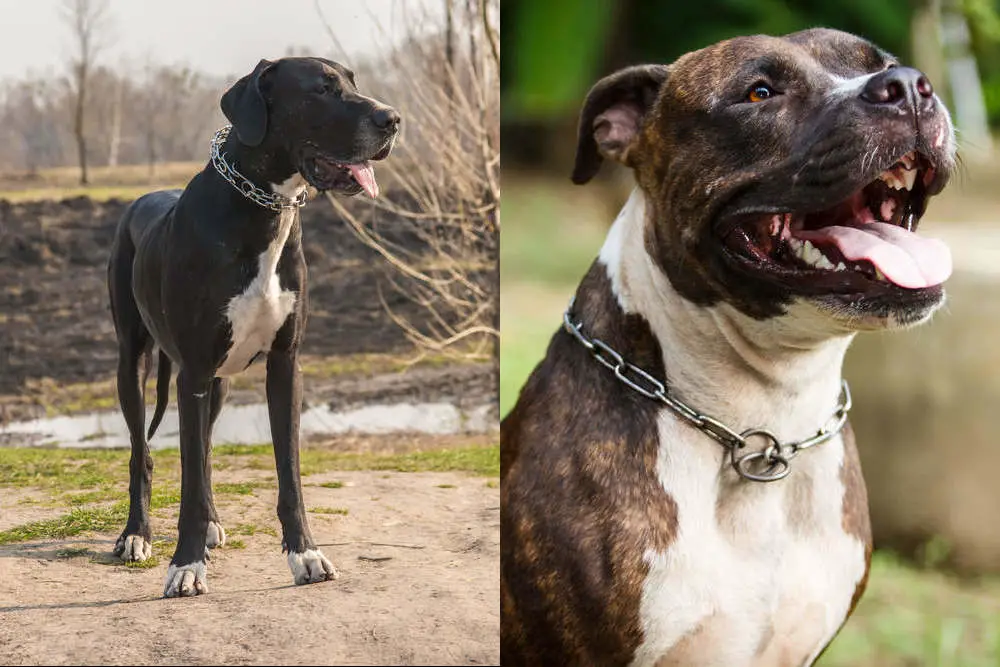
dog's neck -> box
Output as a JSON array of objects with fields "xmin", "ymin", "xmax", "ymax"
[
  {"xmin": 599, "ymin": 188, "xmax": 855, "ymax": 443},
  {"xmin": 219, "ymin": 135, "xmax": 308, "ymax": 202}
]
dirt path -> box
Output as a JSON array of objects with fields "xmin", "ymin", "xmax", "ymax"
[{"xmin": 0, "ymin": 466, "xmax": 499, "ymax": 665}]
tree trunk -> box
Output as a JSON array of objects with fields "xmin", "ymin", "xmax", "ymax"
[
  {"xmin": 107, "ymin": 75, "xmax": 122, "ymax": 167},
  {"xmin": 74, "ymin": 65, "xmax": 89, "ymax": 185}
]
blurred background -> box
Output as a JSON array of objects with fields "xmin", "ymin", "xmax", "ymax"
[{"xmin": 501, "ymin": 1, "xmax": 1000, "ymax": 665}]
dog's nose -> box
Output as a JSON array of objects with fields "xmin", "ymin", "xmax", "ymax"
[
  {"xmin": 373, "ymin": 107, "xmax": 401, "ymax": 131},
  {"xmin": 861, "ymin": 66, "xmax": 934, "ymax": 107}
]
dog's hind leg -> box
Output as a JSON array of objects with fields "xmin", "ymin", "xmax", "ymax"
[
  {"xmin": 204, "ymin": 377, "xmax": 229, "ymax": 550},
  {"xmin": 108, "ymin": 247, "xmax": 155, "ymax": 563}
]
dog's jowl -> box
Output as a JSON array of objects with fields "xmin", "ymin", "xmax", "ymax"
[
  {"xmin": 501, "ymin": 29, "xmax": 955, "ymax": 666},
  {"xmin": 107, "ymin": 57, "xmax": 400, "ymax": 597}
]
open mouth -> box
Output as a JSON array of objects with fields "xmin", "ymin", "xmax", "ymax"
[
  {"xmin": 724, "ymin": 151, "xmax": 952, "ymax": 291},
  {"xmin": 305, "ymin": 157, "xmax": 380, "ymax": 198}
]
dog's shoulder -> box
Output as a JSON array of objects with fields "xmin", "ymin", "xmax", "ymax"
[{"xmin": 501, "ymin": 262, "xmax": 680, "ymax": 665}]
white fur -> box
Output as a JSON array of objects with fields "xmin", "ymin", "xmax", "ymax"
[
  {"xmin": 117, "ymin": 534, "xmax": 152, "ymax": 562},
  {"xmin": 215, "ymin": 176, "xmax": 304, "ymax": 377},
  {"xmin": 206, "ymin": 521, "xmax": 226, "ymax": 549},
  {"xmin": 287, "ymin": 548, "xmax": 338, "ymax": 585},
  {"xmin": 603, "ymin": 191, "xmax": 866, "ymax": 666},
  {"xmin": 163, "ymin": 561, "xmax": 208, "ymax": 597},
  {"xmin": 827, "ymin": 71, "xmax": 876, "ymax": 99}
]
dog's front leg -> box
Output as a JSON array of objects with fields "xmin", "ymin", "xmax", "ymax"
[
  {"xmin": 266, "ymin": 347, "xmax": 338, "ymax": 585},
  {"xmin": 163, "ymin": 369, "xmax": 214, "ymax": 597}
]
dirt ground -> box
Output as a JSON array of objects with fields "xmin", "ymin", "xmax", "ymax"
[{"xmin": 0, "ymin": 467, "xmax": 499, "ymax": 665}]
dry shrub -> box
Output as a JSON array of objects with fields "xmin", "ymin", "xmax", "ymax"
[{"xmin": 318, "ymin": 0, "xmax": 499, "ymax": 376}]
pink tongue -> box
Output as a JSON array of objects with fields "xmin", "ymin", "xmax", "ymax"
[
  {"xmin": 795, "ymin": 222, "xmax": 952, "ymax": 289},
  {"xmin": 347, "ymin": 163, "xmax": 379, "ymax": 198}
]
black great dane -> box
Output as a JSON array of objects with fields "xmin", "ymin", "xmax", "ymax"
[{"xmin": 107, "ymin": 57, "xmax": 400, "ymax": 597}]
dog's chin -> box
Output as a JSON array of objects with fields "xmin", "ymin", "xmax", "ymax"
[{"xmin": 716, "ymin": 149, "xmax": 951, "ymax": 330}]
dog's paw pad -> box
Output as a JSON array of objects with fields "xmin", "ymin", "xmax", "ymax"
[
  {"xmin": 206, "ymin": 521, "xmax": 226, "ymax": 549},
  {"xmin": 163, "ymin": 561, "xmax": 208, "ymax": 598},
  {"xmin": 115, "ymin": 534, "xmax": 152, "ymax": 562},
  {"xmin": 287, "ymin": 548, "xmax": 338, "ymax": 585}
]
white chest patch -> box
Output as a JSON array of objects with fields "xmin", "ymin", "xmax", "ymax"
[
  {"xmin": 216, "ymin": 203, "xmax": 299, "ymax": 378},
  {"xmin": 629, "ymin": 418, "xmax": 866, "ymax": 667}
]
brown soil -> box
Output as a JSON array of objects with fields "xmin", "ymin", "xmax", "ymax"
[
  {"xmin": 0, "ymin": 195, "xmax": 495, "ymax": 422},
  {"xmin": 0, "ymin": 467, "xmax": 499, "ymax": 665}
]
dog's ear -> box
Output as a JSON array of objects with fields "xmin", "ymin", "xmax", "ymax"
[
  {"xmin": 572, "ymin": 64, "xmax": 669, "ymax": 185},
  {"xmin": 221, "ymin": 59, "xmax": 276, "ymax": 147}
]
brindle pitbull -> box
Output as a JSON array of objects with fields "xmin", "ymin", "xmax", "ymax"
[
  {"xmin": 502, "ymin": 29, "xmax": 955, "ymax": 665},
  {"xmin": 108, "ymin": 57, "xmax": 399, "ymax": 597}
]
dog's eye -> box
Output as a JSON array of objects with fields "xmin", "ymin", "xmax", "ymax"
[
  {"xmin": 315, "ymin": 81, "xmax": 338, "ymax": 95},
  {"xmin": 747, "ymin": 84, "xmax": 774, "ymax": 103}
]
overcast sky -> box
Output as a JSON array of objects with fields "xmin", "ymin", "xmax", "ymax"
[{"xmin": 0, "ymin": 0, "xmax": 438, "ymax": 81}]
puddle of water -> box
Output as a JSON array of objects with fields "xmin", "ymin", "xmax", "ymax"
[{"xmin": 0, "ymin": 402, "xmax": 496, "ymax": 450}]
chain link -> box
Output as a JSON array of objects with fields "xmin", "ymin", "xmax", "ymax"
[
  {"xmin": 210, "ymin": 126, "xmax": 308, "ymax": 212},
  {"xmin": 562, "ymin": 297, "xmax": 851, "ymax": 483}
]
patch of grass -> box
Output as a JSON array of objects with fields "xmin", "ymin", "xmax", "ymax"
[
  {"xmin": 821, "ymin": 551, "xmax": 1000, "ymax": 666},
  {"xmin": 229, "ymin": 523, "xmax": 260, "ymax": 536},
  {"xmin": 214, "ymin": 444, "xmax": 272, "ymax": 457},
  {"xmin": 0, "ymin": 447, "xmax": 181, "ymax": 494},
  {"xmin": 123, "ymin": 555, "xmax": 160, "ymax": 569},
  {"xmin": 308, "ymin": 506, "xmax": 349, "ymax": 515},
  {"xmin": 226, "ymin": 538, "xmax": 247, "ymax": 549},
  {"xmin": 150, "ymin": 487, "xmax": 181, "ymax": 510},
  {"xmin": 55, "ymin": 546, "xmax": 91, "ymax": 558},
  {"xmin": 215, "ymin": 481, "xmax": 259, "ymax": 496},
  {"xmin": 317, "ymin": 481, "xmax": 344, "ymax": 489},
  {"xmin": 298, "ymin": 445, "xmax": 500, "ymax": 477},
  {"xmin": 436, "ymin": 484, "xmax": 457, "ymax": 489},
  {"xmin": 0, "ymin": 503, "xmax": 127, "ymax": 544},
  {"xmin": 229, "ymin": 522, "xmax": 278, "ymax": 538},
  {"xmin": 298, "ymin": 350, "xmax": 466, "ymax": 379},
  {"xmin": 0, "ymin": 447, "xmax": 125, "ymax": 489},
  {"xmin": 61, "ymin": 487, "xmax": 120, "ymax": 506},
  {"xmin": 486, "ymin": 479, "xmax": 499, "ymax": 489},
  {"xmin": 211, "ymin": 443, "xmax": 499, "ymax": 477}
]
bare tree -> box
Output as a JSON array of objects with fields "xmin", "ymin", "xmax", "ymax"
[{"xmin": 61, "ymin": 0, "xmax": 111, "ymax": 185}]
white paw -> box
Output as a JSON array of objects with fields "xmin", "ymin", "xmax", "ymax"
[
  {"xmin": 117, "ymin": 535, "xmax": 152, "ymax": 562},
  {"xmin": 206, "ymin": 521, "xmax": 226, "ymax": 549},
  {"xmin": 287, "ymin": 548, "xmax": 338, "ymax": 585},
  {"xmin": 163, "ymin": 561, "xmax": 208, "ymax": 597}
]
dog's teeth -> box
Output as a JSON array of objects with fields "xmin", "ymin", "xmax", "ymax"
[
  {"xmin": 877, "ymin": 171, "xmax": 900, "ymax": 189},
  {"xmin": 835, "ymin": 261, "xmax": 847, "ymax": 271},
  {"xmin": 901, "ymin": 169, "xmax": 917, "ymax": 191},
  {"xmin": 793, "ymin": 239, "xmax": 835, "ymax": 270},
  {"xmin": 813, "ymin": 252, "xmax": 834, "ymax": 270}
]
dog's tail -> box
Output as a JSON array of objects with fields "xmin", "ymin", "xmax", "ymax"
[{"xmin": 147, "ymin": 349, "xmax": 172, "ymax": 440}]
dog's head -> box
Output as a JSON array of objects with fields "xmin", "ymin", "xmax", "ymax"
[
  {"xmin": 574, "ymin": 28, "xmax": 956, "ymax": 330},
  {"xmin": 221, "ymin": 57, "xmax": 400, "ymax": 198}
]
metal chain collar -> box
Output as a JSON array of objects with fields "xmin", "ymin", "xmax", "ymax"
[
  {"xmin": 562, "ymin": 297, "xmax": 852, "ymax": 482},
  {"xmin": 209, "ymin": 125, "xmax": 308, "ymax": 212}
]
